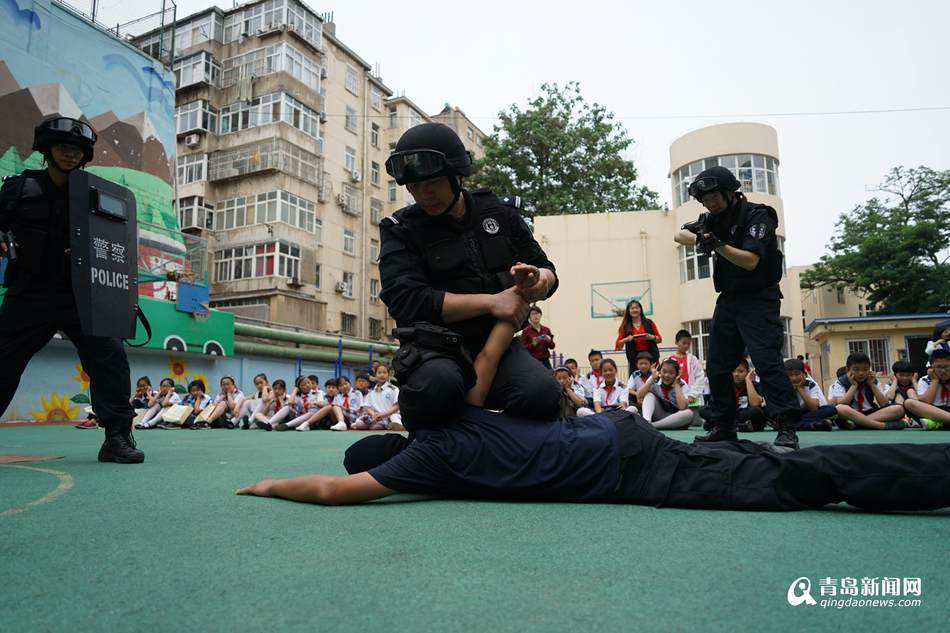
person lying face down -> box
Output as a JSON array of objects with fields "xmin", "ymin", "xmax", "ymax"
[{"xmin": 236, "ymin": 404, "xmax": 950, "ymax": 512}]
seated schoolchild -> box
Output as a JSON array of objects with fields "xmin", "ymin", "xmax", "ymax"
[
  {"xmin": 669, "ymin": 330, "xmax": 706, "ymax": 408},
  {"xmin": 205, "ymin": 376, "xmax": 245, "ymax": 429},
  {"xmin": 237, "ymin": 373, "xmax": 271, "ymax": 429},
  {"xmin": 353, "ymin": 364, "xmax": 402, "ymax": 431},
  {"xmin": 181, "ymin": 380, "xmax": 213, "ymax": 429},
  {"xmin": 884, "ymin": 360, "xmax": 920, "ymax": 427},
  {"xmin": 637, "ymin": 358, "xmax": 701, "ymax": 430},
  {"xmin": 555, "ymin": 366, "xmax": 589, "ymax": 418},
  {"xmin": 699, "ymin": 360, "xmax": 768, "ymax": 432},
  {"xmin": 130, "ymin": 376, "xmax": 158, "ymax": 425},
  {"xmin": 625, "ymin": 352, "xmax": 655, "ymax": 410},
  {"xmin": 577, "ymin": 358, "xmax": 638, "ymax": 417},
  {"xmin": 829, "ymin": 352, "xmax": 906, "ymax": 430},
  {"xmin": 904, "ymin": 349, "xmax": 950, "ymax": 430},
  {"xmin": 784, "ymin": 358, "xmax": 837, "ymax": 431},
  {"xmin": 138, "ymin": 377, "xmax": 178, "ymax": 429},
  {"xmin": 252, "ymin": 380, "xmax": 289, "ymax": 431},
  {"xmin": 329, "ymin": 376, "xmax": 363, "ymax": 432}
]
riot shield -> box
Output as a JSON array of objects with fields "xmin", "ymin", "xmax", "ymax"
[{"xmin": 68, "ymin": 170, "xmax": 138, "ymax": 339}]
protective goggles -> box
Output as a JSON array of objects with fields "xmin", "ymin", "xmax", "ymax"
[
  {"xmin": 687, "ymin": 176, "xmax": 723, "ymax": 199},
  {"xmin": 385, "ymin": 149, "xmax": 450, "ymax": 184},
  {"xmin": 43, "ymin": 118, "xmax": 97, "ymax": 143}
]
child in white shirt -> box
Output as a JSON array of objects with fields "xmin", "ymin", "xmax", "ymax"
[
  {"xmin": 636, "ymin": 358, "xmax": 701, "ymax": 430},
  {"xmin": 577, "ymin": 359, "xmax": 638, "ymax": 417},
  {"xmin": 353, "ymin": 364, "xmax": 402, "ymax": 431},
  {"xmin": 138, "ymin": 377, "xmax": 180, "ymax": 429},
  {"xmin": 329, "ymin": 376, "xmax": 363, "ymax": 431},
  {"xmin": 669, "ymin": 330, "xmax": 706, "ymax": 407}
]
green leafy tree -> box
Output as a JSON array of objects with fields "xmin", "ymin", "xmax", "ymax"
[
  {"xmin": 801, "ymin": 166, "xmax": 950, "ymax": 314},
  {"xmin": 471, "ymin": 82, "xmax": 659, "ymax": 216}
]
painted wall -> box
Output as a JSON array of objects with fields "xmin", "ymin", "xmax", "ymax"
[{"xmin": 2, "ymin": 338, "xmax": 367, "ymax": 423}]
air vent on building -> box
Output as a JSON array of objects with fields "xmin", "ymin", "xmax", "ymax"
[{"xmin": 334, "ymin": 281, "xmax": 347, "ymax": 293}]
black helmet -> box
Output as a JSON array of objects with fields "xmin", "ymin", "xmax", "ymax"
[
  {"xmin": 688, "ymin": 165, "xmax": 741, "ymax": 201},
  {"xmin": 32, "ymin": 116, "xmax": 97, "ymax": 165},
  {"xmin": 385, "ymin": 123, "xmax": 472, "ymax": 185}
]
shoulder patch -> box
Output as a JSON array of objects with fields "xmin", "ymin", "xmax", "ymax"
[{"xmin": 498, "ymin": 194, "xmax": 523, "ymax": 210}]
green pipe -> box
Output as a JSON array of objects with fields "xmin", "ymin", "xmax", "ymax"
[
  {"xmin": 234, "ymin": 322, "xmax": 398, "ymax": 354},
  {"xmin": 234, "ymin": 341, "xmax": 384, "ymax": 364}
]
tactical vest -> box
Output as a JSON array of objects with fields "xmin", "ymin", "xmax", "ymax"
[
  {"xmin": 711, "ymin": 200, "xmax": 784, "ymax": 294},
  {"xmin": 382, "ymin": 189, "xmax": 525, "ymax": 345},
  {"xmin": 0, "ymin": 170, "xmax": 71, "ymax": 291}
]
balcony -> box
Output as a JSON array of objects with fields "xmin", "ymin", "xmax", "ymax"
[{"xmin": 209, "ymin": 138, "xmax": 323, "ymax": 186}]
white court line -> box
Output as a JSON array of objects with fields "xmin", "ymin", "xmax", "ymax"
[{"xmin": 0, "ymin": 464, "xmax": 75, "ymax": 518}]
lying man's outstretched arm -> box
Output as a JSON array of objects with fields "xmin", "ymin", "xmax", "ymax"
[{"xmin": 236, "ymin": 472, "xmax": 395, "ymax": 505}]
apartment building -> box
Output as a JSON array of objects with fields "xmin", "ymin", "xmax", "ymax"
[{"xmin": 133, "ymin": 0, "xmax": 484, "ymax": 340}]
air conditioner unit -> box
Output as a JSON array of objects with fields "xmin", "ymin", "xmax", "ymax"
[
  {"xmin": 350, "ymin": 170, "xmax": 361, "ymax": 183},
  {"xmin": 320, "ymin": 67, "xmax": 328, "ymax": 79},
  {"xmin": 334, "ymin": 281, "xmax": 347, "ymax": 293},
  {"xmin": 336, "ymin": 193, "xmax": 349, "ymax": 208},
  {"xmin": 184, "ymin": 133, "xmax": 200, "ymax": 148},
  {"xmin": 319, "ymin": 111, "xmax": 327, "ymax": 124},
  {"xmin": 287, "ymin": 276, "xmax": 303, "ymax": 287}
]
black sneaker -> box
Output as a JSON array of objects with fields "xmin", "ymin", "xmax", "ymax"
[
  {"xmin": 241, "ymin": 418, "xmax": 250, "ymax": 430},
  {"xmin": 98, "ymin": 425, "xmax": 145, "ymax": 464},
  {"xmin": 258, "ymin": 421, "xmax": 272, "ymax": 431},
  {"xmin": 695, "ymin": 425, "xmax": 738, "ymax": 442},
  {"xmin": 736, "ymin": 421, "xmax": 755, "ymax": 433}
]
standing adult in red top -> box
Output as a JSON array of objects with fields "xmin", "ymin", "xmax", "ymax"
[
  {"xmin": 614, "ymin": 300, "xmax": 662, "ymax": 373},
  {"xmin": 521, "ymin": 306, "xmax": 556, "ymax": 368}
]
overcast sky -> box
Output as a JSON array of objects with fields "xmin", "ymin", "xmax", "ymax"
[{"xmin": 100, "ymin": 0, "xmax": 949, "ymax": 266}]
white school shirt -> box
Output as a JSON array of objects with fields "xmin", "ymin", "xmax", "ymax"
[
  {"xmin": 184, "ymin": 393, "xmax": 213, "ymax": 410},
  {"xmin": 917, "ymin": 375, "xmax": 950, "ymax": 407},
  {"xmin": 333, "ymin": 390, "xmax": 363, "ymax": 413},
  {"xmin": 649, "ymin": 379, "xmax": 688, "ymax": 408},
  {"xmin": 366, "ymin": 382, "xmax": 399, "ymax": 414},
  {"xmin": 570, "ymin": 381, "xmax": 587, "ymax": 401},
  {"xmin": 214, "ymin": 389, "xmax": 244, "ymax": 405},
  {"xmin": 159, "ymin": 391, "xmax": 181, "ymax": 406},
  {"xmin": 263, "ymin": 394, "xmax": 289, "ymax": 416},
  {"xmin": 581, "ymin": 372, "xmax": 605, "ymax": 398},
  {"xmin": 794, "ymin": 379, "xmax": 827, "ymax": 409},
  {"xmin": 132, "ymin": 388, "xmax": 159, "ymax": 407},
  {"xmin": 626, "ymin": 370, "xmax": 649, "ymax": 394},
  {"xmin": 594, "ymin": 381, "xmax": 628, "ymax": 408},
  {"xmin": 828, "ymin": 381, "xmax": 877, "ymax": 413},
  {"xmin": 296, "ymin": 390, "xmax": 326, "ymax": 414}
]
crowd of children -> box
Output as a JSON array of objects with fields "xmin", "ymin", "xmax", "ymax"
[
  {"xmin": 552, "ymin": 324, "xmax": 950, "ymax": 434},
  {"xmin": 126, "ymin": 363, "xmax": 403, "ymax": 433}
]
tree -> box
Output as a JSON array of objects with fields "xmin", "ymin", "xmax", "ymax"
[
  {"xmin": 471, "ymin": 82, "xmax": 659, "ymax": 216},
  {"xmin": 800, "ymin": 166, "xmax": 950, "ymax": 314}
]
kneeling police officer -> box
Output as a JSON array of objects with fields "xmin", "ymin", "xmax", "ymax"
[
  {"xmin": 0, "ymin": 117, "xmax": 144, "ymax": 463},
  {"xmin": 380, "ymin": 123, "xmax": 561, "ymax": 430},
  {"xmin": 674, "ymin": 166, "xmax": 800, "ymax": 449}
]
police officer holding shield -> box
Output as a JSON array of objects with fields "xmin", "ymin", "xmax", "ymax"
[
  {"xmin": 674, "ymin": 166, "xmax": 799, "ymax": 449},
  {"xmin": 380, "ymin": 123, "xmax": 561, "ymax": 430},
  {"xmin": 0, "ymin": 117, "xmax": 144, "ymax": 463}
]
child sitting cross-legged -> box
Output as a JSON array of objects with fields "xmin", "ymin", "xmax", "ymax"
[
  {"xmin": 252, "ymin": 379, "xmax": 289, "ymax": 431},
  {"xmin": 555, "ymin": 366, "xmax": 590, "ymax": 417},
  {"xmin": 784, "ymin": 358, "xmax": 838, "ymax": 432},
  {"xmin": 329, "ymin": 376, "xmax": 363, "ymax": 432},
  {"xmin": 885, "ymin": 360, "xmax": 920, "ymax": 427},
  {"xmin": 625, "ymin": 352, "xmax": 655, "ymax": 410},
  {"xmin": 829, "ymin": 352, "xmax": 906, "ymax": 430},
  {"xmin": 137, "ymin": 377, "xmax": 179, "ymax": 429},
  {"xmin": 636, "ymin": 358, "xmax": 701, "ymax": 430},
  {"xmin": 576, "ymin": 358, "xmax": 638, "ymax": 417},
  {"xmin": 352, "ymin": 364, "xmax": 402, "ymax": 431},
  {"xmin": 904, "ymin": 349, "xmax": 950, "ymax": 430}
]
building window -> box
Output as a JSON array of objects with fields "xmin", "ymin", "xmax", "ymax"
[
  {"xmin": 672, "ymin": 154, "xmax": 780, "ymax": 207},
  {"xmin": 177, "ymin": 196, "xmax": 213, "ymax": 230},
  {"xmin": 370, "ymin": 123, "xmax": 380, "ymax": 147},
  {"xmin": 176, "ymin": 153, "xmax": 207, "ymax": 184},
  {"xmin": 314, "ymin": 263, "xmax": 321, "ymax": 289},
  {"xmin": 176, "ymin": 100, "xmax": 217, "ymax": 134},
  {"xmin": 847, "ymin": 338, "xmax": 890, "ymax": 374},
  {"xmin": 345, "ymin": 106, "xmax": 358, "ymax": 132},
  {"xmin": 345, "ymin": 64, "xmax": 360, "ymax": 95},
  {"xmin": 678, "ymin": 244, "xmax": 713, "ymax": 283},
  {"xmin": 388, "ymin": 107, "xmax": 397, "ymax": 129},
  {"xmin": 342, "ymin": 272, "xmax": 354, "ymax": 298},
  {"xmin": 343, "ymin": 229, "xmax": 355, "ymax": 255},
  {"xmin": 370, "ymin": 239, "xmax": 379, "ymax": 262},
  {"xmin": 776, "ymin": 235, "xmax": 787, "ymax": 277},
  {"xmin": 409, "ymin": 109, "xmax": 423, "ymax": 128},
  {"xmin": 345, "ymin": 146, "xmax": 357, "ymax": 173},
  {"xmin": 369, "ymin": 317, "xmax": 383, "ymax": 340},
  {"xmin": 219, "ymin": 91, "xmax": 319, "ymax": 138},
  {"xmin": 371, "ymin": 88, "xmax": 382, "ymax": 111},
  {"xmin": 341, "ymin": 312, "xmax": 357, "ymax": 336},
  {"xmin": 317, "ymin": 128, "xmax": 325, "ymax": 155},
  {"xmin": 387, "ymin": 180, "xmax": 397, "ymax": 202},
  {"xmin": 858, "ymin": 304, "xmax": 865, "ymax": 317},
  {"xmin": 684, "ymin": 319, "xmax": 712, "ymax": 363},
  {"xmin": 214, "ymin": 241, "xmax": 299, "ymax": 281},
  {"xmin": 214, "ymin": 196, "xmax": 251, "ymax": 230},
  {"xmin": 370, "ymin": 198, "xmax": 382, "ymax": 225},
  {"xmin": 214, "ymin": 190, "xmax": 318, "ymax": 233},
  {"xmin": 370, "ymin": 161, "xmax": 380, "ymax": 185},
  {"xmin": 836, "ymin": 286, "xmax": 846, "ymax": 304},
  {"xmin": 466, "ymin": 126, "xmax": 474, "ymax": 140},
  {"xmin": 476, "ymin": 135, "xmax": 482, "ymax": 146},
  {"xmin": 173, "ymin": 51, "xmax": 220, "ymax": 88},
  {"xmin": 208, "ymin": 137, "xmax": 321, "ymax": 183},
  {"xmin": 314, "ymin": 217, "xmax": 322, "ymax": 245},
  {"xmin": 221, "ymin": 42, "xmax": 319, "ymax": 91},
  {"xmin": 781, "ymin": 317, "xmax": 793, "ymax": 359},
  {"xmin": 370, "ymin": 278, "xmax": 380, "ymax": 302}
]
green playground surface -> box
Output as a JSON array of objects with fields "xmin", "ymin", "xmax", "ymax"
[{"xmin": 1, "ymin": 426, "xmax": 948, "ymax": 633}]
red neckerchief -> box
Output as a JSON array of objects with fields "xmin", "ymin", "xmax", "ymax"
[
  {"xmin": 734, "ymin": 384, "xmax": 746, "ymax": 406},
  {"xmin": 604, "ymin": 381, "xmax": 616, "ymax": 404},
  {"xmin": 342, "ymin": 393, "xmax": 350, "ymax": 410},
  {"xmin": 661, "ymin": 383, "xmax": 673, "ymax": 402},
  {"xmin": 855, "ymin": 386, "xmax": 865, "ymax": 410},
  {"xmin": 941, "ymin": 382, "xmax": 950, "ymax": 404}
]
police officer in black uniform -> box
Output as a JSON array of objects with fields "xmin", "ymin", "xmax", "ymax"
[
  {"xmin": 0, "ymin": 117, "xmax": 144, "ymax": 463},
  {"xmin": 674, "ymin": 166, "xmax": 799, "ymax": 449},
  {"xmin": 380, "ymin": 123, "xmax": 561, "ymax": 430}
]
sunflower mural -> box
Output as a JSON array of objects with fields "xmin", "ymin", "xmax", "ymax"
[
  {"xmin": 67, "ymin": 363, "xmax": 92, "ymax": 411},
  {"xmin": 31, "ymin": 392, "xmax": 81, "ymax": 422},
  {"xmin": 168, "ymin": 357, "xmax": 189, "ymax": 392}
]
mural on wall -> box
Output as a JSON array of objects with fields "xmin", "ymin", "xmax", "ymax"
[{"xmin": 0, "ymin": 2, "xmax": 237, "ymax": 420}]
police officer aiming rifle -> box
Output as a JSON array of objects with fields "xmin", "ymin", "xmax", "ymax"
[
  {"xmin": 0, "ymin": 116, "xmax": 144, "ymax": 463},
  {"xmin": 379, "ymin": 123, "xmax": 561, "ymax": 430},
  {"xmin": 674, "ymin": 166, "xmax": 800, "ymax": 449}
]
